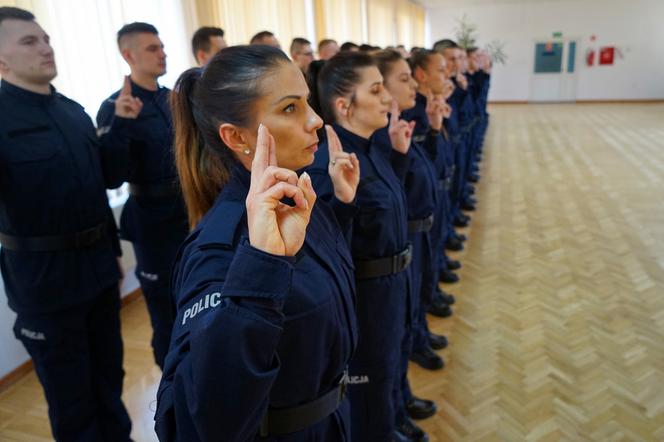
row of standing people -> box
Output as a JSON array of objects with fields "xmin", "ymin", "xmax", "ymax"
[{"xmin": 0, "ymin": 6, "xmax": 490, "ymax": 442}]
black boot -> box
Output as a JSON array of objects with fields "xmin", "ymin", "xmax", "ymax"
[
  {"xmin": 410, "ymin": 346, "xmax": 444, "ymax": 370},
  {"xmin": 461, "ymin": 202, "xmax": 476, "ymax": 212},
  {"xmin": 439, "ymin": 269, "xmax": 459, "ymax": 284},
  {"xmin": 445, "ymin": 236, "xmax": 463, "ymax": 251},
  {"xmin": 428, "ymin": 332, "xmax": 448, "ymax": 350},
  {"xmin": 447, "ymin": 258, "xmax": 461, "ymax": 270},
  {"xmin": 393, "ymin": 429, "xmax": 411, "ymax": 442},
  {"xmin": 453, "ymin": 216, "xmax": 469, "ymax": 228},
  {"xmin": 439, "ymin": 291, "xmax": 456, "ymax": 305},
  {"xmin": 407, "ymin": 396, "xmax": 438, "ymax": 420},
  {"xmin": 397, "ymin": 418, "xmax": 430, "ymax": 442},
  {"xmin": 429, "ymin": 291, "xmax": 454, "ymax": 317},
  {"xmin": 453, "ymin": 232, "xmax": 467, "ymax": 242}
]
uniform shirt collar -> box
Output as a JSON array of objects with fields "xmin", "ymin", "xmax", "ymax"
[
  {"xmin": 232, "ymin": 162, "xmax": 252, "ymax": 190},
  {"xmin": 415, "ymin": 92, "xmax": 426, "ymax": 106},
  {"xmin": 332, "ymin": 123, "xmax": 372, "ymax": 153},
  {"xmin": 0, "ymin": 79, "xmax": 57, "ymax": 106},
  {"xmin": 129, "ymin": 78, "xmax": 163, "ymax": 99}
]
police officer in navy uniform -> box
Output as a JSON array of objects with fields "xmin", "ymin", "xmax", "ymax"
[
  {"xmin": 405, "ymin": 49, "xmax": 459, "ymax": 319},
  {"xmin": 155, "ymin": 45, "xmax": 360, "ymax": 441},
  {"xmin": 466, "ymin": 48, "xmax": 492, "ymax": 171},
  {"xmin": 308, "ymin": 51, "xmax": 414, "ymax": 442},
  {"xmin": 373, "ymin": 49, "xmax": 444, "ymax": 442},
  {"xmin": 97, "ymin": 22, "xmax": 189, "ymax": 370},
  {"xmin": 0, "ymin": 7, "xmax": 131, "ymax": 441},
  {"xmin": 439, "ymin": 41, "xmax": 476, "ymax": 233}
]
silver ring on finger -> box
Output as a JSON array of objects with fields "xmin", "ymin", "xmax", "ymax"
[{"xmin": 330, "ymin": 159, "xmax": 336, "ymax": 166}]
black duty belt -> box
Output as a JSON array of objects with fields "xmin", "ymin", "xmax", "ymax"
[
  {"xmin": 0, "ymin": 222, "xmax": 107, "ymax": 252},
  {"xmin": 129, "ymin": 182, "xmax": 179, "ymax": 198},
  {"xmin": 408, "ymin": 214, "xmax": 434, "ymax": 233},
  {"xmin": 354, "ymin": 242, "xmax": 413, "ymax": 280},
  {"xmin": 259, "ymin": 372, "xmax": 348, "ymax": 437}
]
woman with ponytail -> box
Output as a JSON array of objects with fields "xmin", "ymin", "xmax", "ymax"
[
  {"xmin": 155, "ymin": 45, "xmax": 360, "ymax": 441},
  {"xmin": 373, "ymin": 49, "xmax": 447, "ymax": 442},
  {"xmin": 307, "ymin": 51, "xmax": 414, "ymax": 442}
]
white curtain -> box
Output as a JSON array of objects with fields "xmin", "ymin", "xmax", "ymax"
[
  {"xmin": 198, "ymin": 0, "xmax": 310, "ymax": 48},
  {"xmin": 1, "ymin": 0, "xmax": 195, "ymax": 119},
  {"xmin": 1, "ymin": 0, "xmax": 196, "ymax": 205}
]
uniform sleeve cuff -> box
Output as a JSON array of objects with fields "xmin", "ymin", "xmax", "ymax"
[
  {"xmin": 111, "ymin": 115, "xmax": 134, "ymax": 130},
  {"xmin": 222, "ymin": 241, "xmax": 295, "ymax": 301},
  {"xmin": 331, "ymin": 196, "xmax": 359, "ymax": 220}
]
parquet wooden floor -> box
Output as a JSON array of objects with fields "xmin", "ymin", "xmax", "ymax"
[{"xmin": 1, "ymin": 104, "xmax": 663, "ymax": 441}]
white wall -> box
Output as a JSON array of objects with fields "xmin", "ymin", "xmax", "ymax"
[{"xmin": 425, "ymin": 0, "xmax": 664, "ymax": 101}]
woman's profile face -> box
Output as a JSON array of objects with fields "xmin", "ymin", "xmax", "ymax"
[
  {"xmin": 246, "ymin": 61, "xmax": 323, "ymax": 171},
  {"xmin": 347, "ymin": 66, "xmax": 392, "ymax": 134},
  {"xmin": 383, "ymin": 59, "xmax": 418, "ymax": 111}
]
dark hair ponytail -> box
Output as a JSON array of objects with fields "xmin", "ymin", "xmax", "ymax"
[
  {"xmin": 314, "ymin": 51, "xmax": 376, "ymax": 124},
  {"xmin": 373, "ymin": 49, "xmax": 403, "ymax": 78},
  {"xmin": 171, "ymin": 45, "xmax": 290, "ymax": 228}
]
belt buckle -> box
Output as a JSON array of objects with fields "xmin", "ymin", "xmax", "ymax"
[
  {"xmin": 405, "ymin": 244, "xmax": 413, "ymax": 269},
  {"xmin": 339, "ymin": 369, "xmax": 349, "ymax": 401},
  {"xmin": 425, "ymin": 215, "xmax": 434, "ymax": 230},
  {"xmin": 400, "ymin": 243, "xmax": 413, "ymax": 270},
  {"xmin": 82, "ymin": 223, "xmax": 105, "ymax": 248}
]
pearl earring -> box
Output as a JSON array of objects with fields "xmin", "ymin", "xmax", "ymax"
[{"xmin": 243, "ymin": 149, "xmax": 251, "ymax": 155}]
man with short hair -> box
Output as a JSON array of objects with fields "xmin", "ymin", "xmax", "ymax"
[
  {"xmin": 249, "ymin": 30, "xmax": 280, "ymax": 48},
  {"xmin": 290, "ymin": 37, "xmax": 314, "ymax": 73},
  {"xmin": 340, "ymin": 41, "xmax": 359, "ymax": 52},
  {"xmin": 317, "ymin": 38, "xmax": 339, "ymax": 60},
  {"xmin": 191, "ymin": 26, "xmax": 226, "ymax": 66},
  {"xmin": 96, "ymin": 22, "xmax": 189, "ymax": 371},
  {"xmin": 0, "ymin": 7, "xmax": 131, "ymax": 440}
]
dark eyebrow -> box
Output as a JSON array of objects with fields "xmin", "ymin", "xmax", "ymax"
[{"xmin": 273, "ymin": 94, "xmax": 302, "ymax": 105}]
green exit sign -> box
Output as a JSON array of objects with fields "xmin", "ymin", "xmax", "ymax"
[{"xmin": 553, "ymin": 32, "xmax": 563, "ymax": 38}]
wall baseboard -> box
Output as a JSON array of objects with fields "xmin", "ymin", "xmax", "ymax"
[
  {"xmin": 574, "ymin": 99, "xmax": 664, "ymax": 104},
  {"xmin": 0, "ymin": 359, "xmax": 33, "ymax": 394},
  {"xmin": 0, "ymin": 287, "xmax": 142, "ymax": 395},
  {"xmin": 488, "ymin": 99, "xmax": 664, "ymax": 104},
  {"xmin": 120, "ymin": 288, "xmax": 142, "ymax": 308},
  {"xmin": 488, "ymin": 100, "xmax": 529, "ymax": 104}
]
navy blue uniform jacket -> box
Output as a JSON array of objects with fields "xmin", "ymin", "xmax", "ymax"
[
  {"xmin": 373, "ymin": 125, "xmax": 437, "ymax": 221},
  {"xmin": 0, "ymin": 80, "xmax": 121, "ymax": 314},
  {"xmin": 308, "ymin": 124, "xmax": 409, "ymax": 260},
  {"xmin": 154, "ymin": 163, "xmax": 358, "ymax": 441},
  {"xmin": 96, "ymin": 81, "xmax": 188, "ymax": 245}
]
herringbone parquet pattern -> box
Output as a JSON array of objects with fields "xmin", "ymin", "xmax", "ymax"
[
  {"xmin": 0, "ymin": 104, "xmax": 663, "ymax": 441},
  {"xmin": 415, "ymin": 103, "xmax": 664, "ymax": 442}
]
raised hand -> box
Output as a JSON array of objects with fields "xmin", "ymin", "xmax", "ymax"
[
  {"xmin": 246, "ymin": 124, "xmax": 316, "ymax": 256},
  {"xmin": 443, "ymin": 79, "xmax": 455, "ymax": 99},
  {"xmin": 388, "ymin": 99, "xmax": 416, "ymax": 154},
  {"xmin": 442, "ymin": 101, "xmax": 452, "ymax": 119},
  {"xmin": 326, "ymin": 125, "xmax": 359, "ymax": 204},
  {"xmin": 425, "ymin": 91, "xmax": 444, "ymax": 131},
  {"xmin": 114, "ymin": 76, "xmax": 143, "ymax": 119},
  {"xmin": 456, "ymin": 72, "xmax": 468, "ymax": 90}
]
